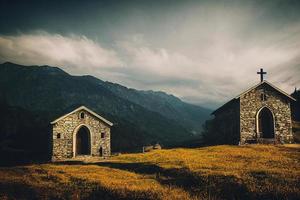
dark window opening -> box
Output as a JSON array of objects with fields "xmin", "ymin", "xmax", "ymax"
[
  {"xmin": 260, "ymin": 93, "xmax": 267, "ymax": 101},
  {"xmin": 101, "ymin": 132, "xmax": 105, "ymax": 138},
  {"xmin": 99, "ymin": 147, "xmax": 103, "ymax": 157},
  {"xmin": 57, "ymin": 133, "xmax": 61, "ymax": 139},
  {"xmin": 80, "ymin": 112, "xmax": 85, "ymax": 119}
]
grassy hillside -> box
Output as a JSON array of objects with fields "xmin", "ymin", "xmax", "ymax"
[{"xmin": 0, "ymin": 145, "xmax": 299, "ymax": 200}]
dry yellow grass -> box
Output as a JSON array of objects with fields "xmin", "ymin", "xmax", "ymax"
[{"xmin": 0, "ymin": 144, "xmax": 299, "ymax": 200}]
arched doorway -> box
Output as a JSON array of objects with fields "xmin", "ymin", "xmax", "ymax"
[
  {"xmin": 76, "ymin": 126, "xmax": 91, "ymax": 156},
  {"xmin": 257, "ymin": 107, "xmax": 275, "ymax": 138}
]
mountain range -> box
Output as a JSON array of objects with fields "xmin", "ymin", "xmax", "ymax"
[{"xmin": 0, "ymin": 62, "xmax": 211, "ymax": 159}]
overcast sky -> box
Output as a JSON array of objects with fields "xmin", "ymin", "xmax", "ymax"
[{"xmin": 0, "ymin": 0, "xmax": 300, "ymax": 108}]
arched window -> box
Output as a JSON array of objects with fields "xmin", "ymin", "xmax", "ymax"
[{"xmin": 80, "ymin": 112, "xmax": 85, "ymax": 119}]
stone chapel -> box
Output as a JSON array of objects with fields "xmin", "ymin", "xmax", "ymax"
[
  {"xmin": 51, "ymin": 106, "xmax": 113, "ymax": 161},
  {"xmin": 211, "ymin": 69, "xmax": 296, "ymax": 145}
]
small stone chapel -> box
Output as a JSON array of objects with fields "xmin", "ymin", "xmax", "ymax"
[
  {"xmin": 51, "ymin": 106, "xmax": 113, "ymax": 161},
  {"xmin": 212, "ymin": 69, "xmax": 296, "ymax": 144}
]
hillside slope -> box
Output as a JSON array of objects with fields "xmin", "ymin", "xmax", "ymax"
[
  {"xmin": 0, "ymin": 62, "xmax": 210, "ymax": 154},
  {"xmin": 0, "ymin": 145, "xmax": 299, "ymax": 200},
  {"xmin": 102, "ymin": 82, "xmax": 211, "ymax": 134}
]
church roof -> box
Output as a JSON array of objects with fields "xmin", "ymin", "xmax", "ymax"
[
  {"xmin": 50, "ymin": 105, "xmax": 113, "ymax": 126},
  {"xmin": 235, "ymin": 81, "xmax": 296, "ymax": 101},
  {"xmin": 212, "ymin": 81, "xmax": 296, "ymax": 115}
]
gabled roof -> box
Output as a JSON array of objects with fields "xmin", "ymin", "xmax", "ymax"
[
  {"xmin": 211, "ymin": 98, "xmax": 237, "ymax": 115},
  {"xmin": 50, "ymin": 106, "xmax": 113, "ymax": 126},
  {"xmin": 235, "ymin": 81, "xmax": 296, "ymax": 101},
  {"xmin": 212, "ymin": 81, "xmax": 296, "ymax": 115}
]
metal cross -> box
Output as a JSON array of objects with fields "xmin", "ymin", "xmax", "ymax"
[{"xmin": 257, "ymin": 68, "xmax": 267, "ymax": 82}]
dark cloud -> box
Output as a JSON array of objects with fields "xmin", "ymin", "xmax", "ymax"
[{"xmin": 0, "ymin": 0, "xmax": 299, "ymax": 108}]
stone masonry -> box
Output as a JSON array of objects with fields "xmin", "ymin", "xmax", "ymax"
[
  {"xmin": 51, "ymin": 106, "xmax": 112, "ymax": 161},
  {"xmin": 212, "ymin": 81, "xmax": 295, "ymax": 145},
  {"xmin": 240, "ymin": 84, "xmax": 293, "ymax": 144}
]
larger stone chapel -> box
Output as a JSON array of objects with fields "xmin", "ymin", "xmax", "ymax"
[{"xmin": 212, "ymin": 69, "xmax": 296, "ymax": 144}]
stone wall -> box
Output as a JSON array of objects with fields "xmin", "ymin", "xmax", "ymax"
[
  {"xmin": 52, "ymin": 109, "xmax": 111, "ymax": 161},
  {"xmin": 240, "ymin": 84, "xmax": 293, "ymax": 144}
]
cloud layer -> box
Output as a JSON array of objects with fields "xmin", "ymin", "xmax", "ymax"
[
  {"xmin": 1, "ymin": 1, "xmax": 300, "ymax": 108},
  {"xmin": 1, "ymin": 30, "xmax": 300, "ymax": 108},
  {"xmin": 0, "ymin": 32, "xmax": 123, "ymax": 73}
]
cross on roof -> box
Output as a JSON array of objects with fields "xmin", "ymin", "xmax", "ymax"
[{"xmin": 257, "ymin": 68, "xmax": 267, "ymax": 82}]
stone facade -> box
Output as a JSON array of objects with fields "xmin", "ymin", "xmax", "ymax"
[
  {"xmin": 240, "ymin": 84, "xmax": 293, "ymax": 144},
  {"xmin": 51, "ymin": 106, "xmax": 112, "ymax": 161},
  {"xmin": 212, "ymin": 81, "xmax": 295, "ymax": 145}
]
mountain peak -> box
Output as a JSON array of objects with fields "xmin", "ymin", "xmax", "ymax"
[
  {"xmin": 2, "ymin": 61, "xmax": 14, "ymax": 65},
  {"xmin": 1, "ymin": 61, "xmax": 24, "ymax": 67},
  {"xmin": 0, "ymin": 62, "xmax": 211, "ymax": 151},
  {"xmin": 0, "ymin": 61, "xmax": 69, "ymax": 76}
]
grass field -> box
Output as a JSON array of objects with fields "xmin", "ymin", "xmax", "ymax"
[{"xmin": 0, "ymin": 144, "xmax": 299, "ymax": 200}]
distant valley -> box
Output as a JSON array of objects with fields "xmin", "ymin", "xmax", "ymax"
[{"xmin": 0, "ymin": 62, "xmax": 211, "ymax": 160}]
